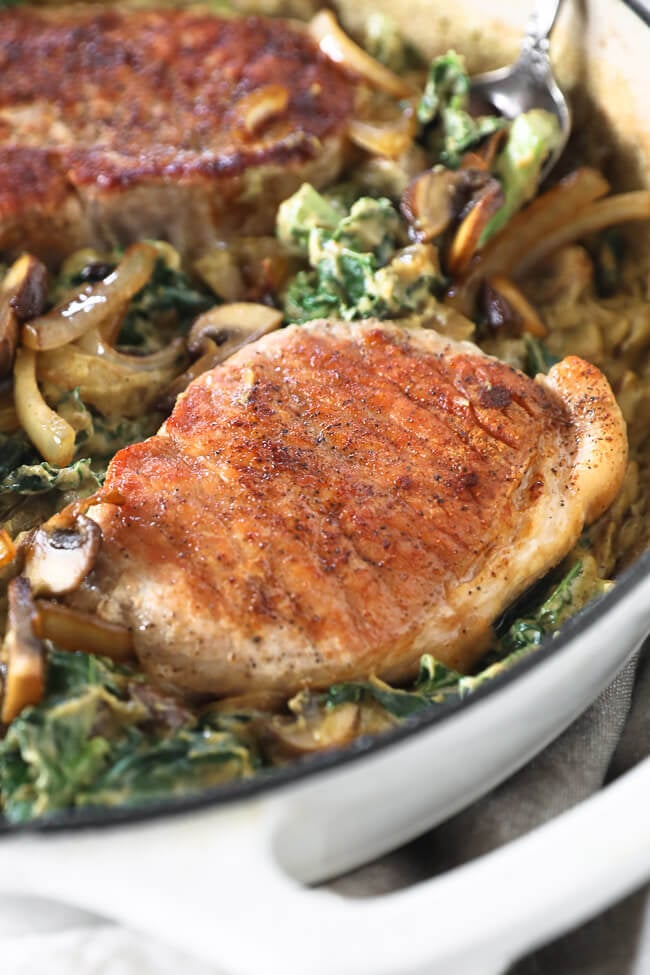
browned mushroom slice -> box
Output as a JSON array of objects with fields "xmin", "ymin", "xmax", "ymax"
[
  {"xmin": 187, "ymin": 303, "xmax": 283, "ymax": 357},
  {"xmin": 23, "ymin": 514, "xmax": 101, "ymax": 598},
  {"xmin": 0, "ymin": 254, "xmax": 48, "ymax": 377},
  {"xmin": 401, "ymin": 167, "xmax": 463, "ymax": 243},
  {"xmin": 446, "ymin": 178, "xmax": 504, "ymax": 276},
  {"xmin": 263, "ymin": 701, "xmax": 360, "ymax": 758},
  {"xmin": 401, "ymin": 168, "xmax": 500, "ymax": 248},
  {"xmin": 160, "ymin": 302, "xmax": 283, "ymax": 409},
  {"xmin": 1, "ymin": 576, "xmax": 46, "ymax": 724},
  {"xmin": 35, "ymin": 600, "xmax": 134, "ymax": 662},
  {"xmin": 460, "ymin": 128, "xmax": 508, "ymax": 172},
  {"xmin": 484, "ymin": 275, "xmax": 548, "ymax": 337}
]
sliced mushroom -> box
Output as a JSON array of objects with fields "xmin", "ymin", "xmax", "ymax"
[
  {"xmin": 5, "ymin": 254, "xmax": 48, "ymax": 321},
  {"xmin": 1, "ymin": 576, "xmax": 46, "ymax": 724},
  {"xmin": 460, "ymin": 128, "xmax": 508, "ymax": 172},
  {"xmin": 35, "ymin": 600, "xmax": 134, "ymax": 662},
  {"xmin": 186, "ymin": 302, "xmax": 283, "ymax": 357},
  {"xmin": 160, "ymin": 303, "xmax": 283, "ymax": 410},
  {"xmin": 401, "ymin": 167, "xmax": 499, "ymax": 246},
  {"xmin": 483, "ymin": 275, "xmax": 548, "ymax": 337},
  {"xmin": 0, "ymin": 254, "xmax": 48, "ymax": 377},
  {"xmin": 446, "ymin": 178, "xmax": 504, "ymax": 276},
  {"xmin": 263, "ymin": 701, "xmax": 360, "ymax": 758},
  {"xmin": 23, "ymin": 513, "xmax": 101, "ymax": 598},
  {"xmin": 401, "ymin": 168, "xmax": 463, "ymax": 243}
]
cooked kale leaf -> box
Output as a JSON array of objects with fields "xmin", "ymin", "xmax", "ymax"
[
  {"xmin": 0, "ymin": 432, "xmax": 36, "ymax": 482},
  {"xmin": 480, "ymin": 109, "xmax": 562, "ymax": 243},
  {"xmin": 119, "ymin": 257, "xmax": 213, "ymax": 347},
  {"xmin": 0, "ymin": 650, "xmax": 260, "ymax": 823},
  {"xmin": 280, "ymin": 187, "xmax": 445, "ymax": 324},
  {"xmin": 523, "ymin": 335, "xmax": 561, "ymax": 376},
  {"xmin": 417, "ymin": 52, "xmax": 507, "ymax": 168},
  {"xmin": 0, "ymin": 458, "xmax": 102, "ymax": 496}
]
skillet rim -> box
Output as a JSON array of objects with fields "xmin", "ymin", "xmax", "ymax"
[{"xmin": 0, "ymin": 0, "xmax": 648, "ymax": 837}]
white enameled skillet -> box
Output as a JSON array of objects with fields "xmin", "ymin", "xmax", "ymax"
[{"xmin": 1, "ymin": 2, "xmax": 649, "ymax": 972}]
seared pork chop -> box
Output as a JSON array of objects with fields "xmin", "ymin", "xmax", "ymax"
[
  {"xmin": 64, "ymin": 320, "xmax": 626, "ymax": 696},
  {"xmin": 0, "ymin": 9, "xmax": 355, "ymax": 263}
]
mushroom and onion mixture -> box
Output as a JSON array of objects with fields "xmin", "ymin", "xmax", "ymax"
[{"xmin": 1, "ymin": 8, "xmax": 649, "ymax": 822}]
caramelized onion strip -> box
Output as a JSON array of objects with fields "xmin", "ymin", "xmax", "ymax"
[
  {"xmin": 14, "ymin": 346, "xmax": 76, "ymax": 466},
  {"xmin": 1, "ymin": 577, "xmax": 46, "ymax": 725},
  {"xmin": 347, "ymin": 108, "xmax": 417, "ymax": 160},
  {"xmin": 486, "ymin": 275, "xmax": 548, "ymax": 337},
  {"xmin": 22, "ymin": 243, "xmax": 157, "ymax": 352},
  {"xmin": 449, "ymin": 168, "xmax": 610, "ymax": 314},
  {"xmin": 514, "ymin": 191, "xmax": 650, "ymax": 278},
  {"xmin": 0, "ymin": 529, "xmax": 16, "ymax": 569},
  {"xmin": 309, "ymin": 11, "xmax": 415, "ymax": 99}
]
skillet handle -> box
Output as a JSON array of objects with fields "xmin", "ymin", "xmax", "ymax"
[{"xmin": 0, "ymin": 757, "xmax": 648, "ymax": 975}]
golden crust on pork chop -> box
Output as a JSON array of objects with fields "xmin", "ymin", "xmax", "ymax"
[
  {"xmin": 0, "ymin": 8, "xmax": 355, "ymax": 262},
  {"xmin": 64, "ymin": 320, "xmax": 627, "ymax": 696}
]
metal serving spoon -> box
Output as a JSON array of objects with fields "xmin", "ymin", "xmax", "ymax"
[{"xmin": 469, "ymin": 0, "xmax": 571, "ymax": 181}]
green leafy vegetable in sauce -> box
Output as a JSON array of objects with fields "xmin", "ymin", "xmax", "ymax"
[
  {"xmin": 276, "ymin": 183, "xmax": 343, "ymax": 255},
  {"xmin": 0, "ymin": 650, "xmax": 260, "ymax": 823},
  {"xmin": 0, "ymin": 458, "xmax": 101, "ymax": 497},
  {"xmin": 417, "ymin": 51, "xmax": 507, "ymax": 168},
  {"xmin": 480, "ymin": 109, "xmax": 563, "ymax": 243},
  {"xmin": 118, "ymin": 256, "xmax": 214, "ymax": 349},
  {"xmin": 0, "ymin": 432, "xmax": 35, "ymax": 483},
  {"xmin": 280, "ymin": 187, "xmax": 445, "ymax": 323}
]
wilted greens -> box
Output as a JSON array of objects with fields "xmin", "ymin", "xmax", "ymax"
[
  {"xmin": 417, "ymin": 51, "xmax": 507, "ymax": 168},
  {"xmin": 0, "ymin": 650, "xmax": 261, "ymax": 823},
  {"xmin": 280, "ymin": 187, "xmax": 445, "ymax": 324},
  {"xmin": 480, "ymin": 109, "xmax": 562, "ymax": 243},
  {"xmin": 118, "ymin": 256, "xmax": 214, "ymax": 349},
  {"xmin": 0, "ymin": 558, "xmax": 609, "ymax": 823}
]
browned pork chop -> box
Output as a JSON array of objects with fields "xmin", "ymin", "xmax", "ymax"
[
  {"xmin": 65, "ymin": 320, "xmax": 627, "ymax": 696},
  {"xmin": 0, "ymin": 8, "xmax": 355, "ymax": 263}
]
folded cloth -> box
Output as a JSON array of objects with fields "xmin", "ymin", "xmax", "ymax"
[{"xmin": 0, "ymin": 645, "xmax": 648, "ymax": 975}]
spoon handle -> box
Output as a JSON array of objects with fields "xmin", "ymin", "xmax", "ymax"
[{"xmin": 524, "ymin": 0, "xmax": 563, "ymax": 51}]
